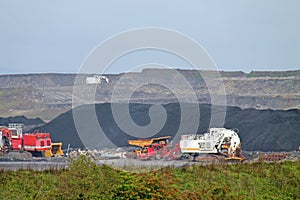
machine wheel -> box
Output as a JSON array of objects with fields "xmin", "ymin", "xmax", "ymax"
[
  {"xmin": 189, "ymin": 154, "xmax": 195, "ymax": 162},
  {"xmin": 30, "ymin": 151, "xmax": 45, "ymax": 157}
]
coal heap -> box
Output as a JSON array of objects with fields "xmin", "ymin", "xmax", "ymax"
[
  {"xmin": 0, "ymin": 116, "xmax": 44, "ymax": 126},
  {"xmin": 33, "ymin": 103, "xmax": 300, "ymax": 152}
]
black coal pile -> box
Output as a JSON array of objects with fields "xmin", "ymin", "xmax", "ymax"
[
  {"xmin": 0, "ymin": 116, "xmax": 45, "ymax": 131},
  {"xmin": 33, "ymin": 103, "xmax": 300, "ymax": 152}
]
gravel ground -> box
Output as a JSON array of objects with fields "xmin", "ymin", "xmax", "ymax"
[{"xmin": 1, "ymin": 151, "xmax": 299, "ymax": 171}]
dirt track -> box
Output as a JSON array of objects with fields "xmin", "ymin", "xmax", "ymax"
[
  {"xmin": 0, "ymin": 161, "xmax": 67, "ymax": 171},
  {"xmin": 1, "ymin": 157, "xmax": 298, "ymax": 171},
  {"xmin": 1, "ymin": 151, "xmax": 299, "ymax": 171},
  {"xmin": 0, "ymin": 159, "xmax": 221, "ymax": 171}
]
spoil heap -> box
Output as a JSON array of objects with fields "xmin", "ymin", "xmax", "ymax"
[{"xmin": 33, "ymin": 103, "xmax": 300, "ymax": 152}]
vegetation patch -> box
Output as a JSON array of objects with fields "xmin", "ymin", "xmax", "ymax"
[{"xmin": 0, "ymin": 156, "xmax": 299, "ymax": 199}]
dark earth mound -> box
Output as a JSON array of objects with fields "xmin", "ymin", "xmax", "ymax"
[
  {"xmin": 33, "ymin": 103, "xmax": 300, "ymax": 152},
  {"xmin": 0, "ymin": 116, "xmax": 44, "ymax": 125},
  {"xmin": 0, "ymin": 116, "xmax": 45, "ymax": 131}
]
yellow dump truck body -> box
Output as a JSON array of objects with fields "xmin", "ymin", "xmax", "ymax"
[
  {"xmin": 45, "ymin": 142, "xmax": 64, "ymax": 157},
  {"xmin": 128, "ymin": 136, "xmax": 171, "ymax": 147}
]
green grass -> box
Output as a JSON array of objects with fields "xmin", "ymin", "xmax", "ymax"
[{"xmin": 1, "ymin": 156, "xmax": 299, "ymax": 200}]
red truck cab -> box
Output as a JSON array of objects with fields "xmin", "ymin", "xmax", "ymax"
[{"xmin": 23, "ymin": 133, "xmax": 51, "ymax": 151}]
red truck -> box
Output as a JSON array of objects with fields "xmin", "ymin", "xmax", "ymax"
[
  {"xmin": 128, "ymin": 136, "xmax": 180, "ymax": 160},
  {"xmin": 0, "ymin": 124, "xmax": 52, "ymax": 157}
]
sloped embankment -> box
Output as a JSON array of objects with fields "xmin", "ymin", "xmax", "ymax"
[
  {"xmin": 0, "ymin": 116, "xmax": 45, "ymax": 131},
  {"xmin": 34, "ymin": 103, "xmax": 300, "ymax": 151}
]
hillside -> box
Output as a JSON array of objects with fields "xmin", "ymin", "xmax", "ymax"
[
  {"xmin": 0, "ymin": 69, "xmax": 299, "ymax": 121},
  {"xmin": 33, "ymin": 103, "xmax": 300, "ymax": 152}
]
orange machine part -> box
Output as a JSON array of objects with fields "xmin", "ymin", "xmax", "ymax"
[{"xmin": 128, "ymin": 136, "xmax": 171, "ymax": 148}]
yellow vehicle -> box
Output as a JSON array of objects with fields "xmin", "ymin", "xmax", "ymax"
[
  {"xmin": 128, "ymin": 136, "xmax": 172, "ymax": 160},
  {"xmin": 128, "ymin": 136, "xmax": 171, "ymax": 148},
  {"xmin": 45, "ymin": 142, "xmax": 64, "ymax": 157}
]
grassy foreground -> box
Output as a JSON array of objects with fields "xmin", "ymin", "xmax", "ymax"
[{"xmin": 0, "ymin": 156, "xmax": 299, "ymax": 200}]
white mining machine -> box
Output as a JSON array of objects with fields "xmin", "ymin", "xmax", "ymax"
[
  {"xmin": 86, "ymin": 75, "xmax": 109, "ymax": 85},
  {"xmin": 180, "ymin": 128, "xmax": 246, "ymax": 162}
]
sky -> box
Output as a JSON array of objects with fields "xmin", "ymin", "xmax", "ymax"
[{"xmin": 0, "ymin": 0, "xmax": 299, "ymax": 74}]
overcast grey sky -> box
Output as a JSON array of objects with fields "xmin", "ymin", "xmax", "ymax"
[{"xmin": 0, "ymin": 0, "xmax": 299, "ymax": 74}]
